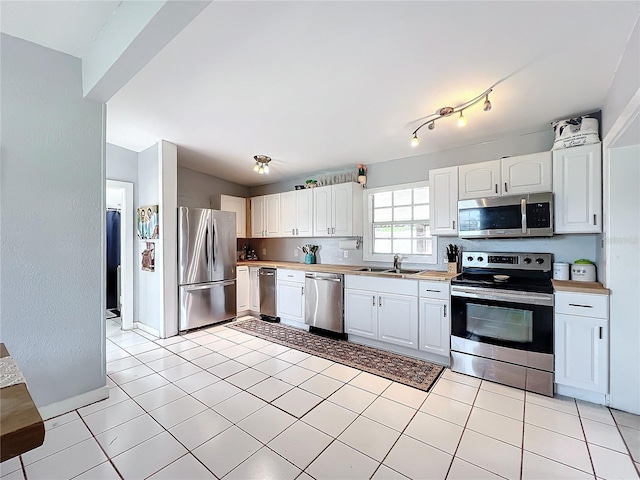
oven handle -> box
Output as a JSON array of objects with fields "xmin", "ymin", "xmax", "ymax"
[{"xmin": 451, "ymin": 286, "xmax": 554, "ymax": 307}]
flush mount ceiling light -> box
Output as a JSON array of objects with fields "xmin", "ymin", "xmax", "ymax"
[
  {"xmin": 410, "ymin": 87, "xmax": 493, "ymax": 147},
  {"xmin": 253, "ymin": 155, "xmax": 271, "ymax": 175}
]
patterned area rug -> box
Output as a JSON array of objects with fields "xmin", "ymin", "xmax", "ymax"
[{"xmin": 228, "ymin": 318, "xmax": 444, "ymax": 392}]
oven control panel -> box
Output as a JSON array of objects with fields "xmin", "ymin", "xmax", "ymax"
[{"xmin": 462, "ymin": 252, "xmax": 553, "ymax": 271}]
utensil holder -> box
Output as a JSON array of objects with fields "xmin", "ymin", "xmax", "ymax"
[
  {"xmin": 447, "ymin": 262, "xmax": 458, "ymax": 274},
  {"xmin": 305, "ymin": 253, "xmax": 315, "ymax": 264}
]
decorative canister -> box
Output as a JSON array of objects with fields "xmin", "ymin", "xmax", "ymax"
[
  {"xmin": 571, "ymin": 260, "xmax": 596, "ymax": 282},
  {"xmin": 553, "ymin": 262, "xmax": 570, "ymax": 280}
]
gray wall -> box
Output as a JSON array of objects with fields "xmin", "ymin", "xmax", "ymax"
[
  {"xmin": 177, "ymin": 166, "xmax": 250, "ymax": 208},
  {"xmin": 106, "ymin": 142, "xmax": 138, "ymax": 202},
  {"xmin": 0, "ymin": 34, "xmax": 105, "ymax": 407}
]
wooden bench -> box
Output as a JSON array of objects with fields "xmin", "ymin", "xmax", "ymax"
[{"xmin": 0, "ymin": 343, "xmax": 45, "ymax": 462}]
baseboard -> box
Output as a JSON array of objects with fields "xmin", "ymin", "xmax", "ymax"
[
  {"xmin": 555, "ymin": 384, "xmax": 608, "ymax": 405},
  {"xmin": 134, "ymin": 322, "xmax": 160, "ymax": 337},
  {"xmin": 39, "ymin": 385, "xmax": 109, "ymax": 421}
]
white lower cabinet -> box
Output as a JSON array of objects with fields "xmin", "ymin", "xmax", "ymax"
[
  {"xmin": 554, "ymin": 292, "xmax": 609, "ymax": 394},
  {"xmin": 237, "ymin": 266, "xmax": 249, "ymax": 313},
  {"xmin": 418, "ymin": 280, "xmax": 451, "ymax": 356},
  {"xmin": 378, "ymin": 293, "xmax": 418, "ymax": 348},
  {"xmin": 249, "ymin": 266, "xmax": 260, "ymax": 312},
  {"xmin": 276, "ymin": 269, "xmax": 305, "ymax": 324},
  {"xmin": 344, "ymin": 276, "xmax": 419, "ymax": 349}
]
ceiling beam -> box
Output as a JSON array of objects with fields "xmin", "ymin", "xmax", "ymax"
[{"xmin": 82, "ymin": 0, "xmax": 210, "ymax": 102}]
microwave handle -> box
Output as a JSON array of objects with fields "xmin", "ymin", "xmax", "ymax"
[{"xmin": 521, "ymin": 197, "xmax": 527, "ymax": 233}]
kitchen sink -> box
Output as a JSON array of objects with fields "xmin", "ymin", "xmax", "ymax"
[
  {"xmin": 385, "ymin": 268, "xmax": 423, "ymax": 275},
  {"xmin": 355, "ymin": 267, "xmax": 391, "ymax": 273}
]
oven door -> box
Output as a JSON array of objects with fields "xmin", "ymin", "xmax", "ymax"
[{"xmin": 451, "ymin": 286, "xmax": 553, "ymax": 356}]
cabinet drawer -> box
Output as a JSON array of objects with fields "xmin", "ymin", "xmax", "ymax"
[
  {"xmin": 555, "ymin": 292, "xmax": 608, "ymax": 318},
  {"xmin": 278, "ymin": 268, "xmax": 305, "ymax": 284},
  {"xmin": 237, "ymin": 266, "xmax": 248, "ymax": 273},
  {"xmin": 419, "ymin": 281, "xmax": 449, "ymax": 300}
]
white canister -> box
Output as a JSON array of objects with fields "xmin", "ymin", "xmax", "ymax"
[
  {"xmin": 553, "ymin": 262, "xmax": 570, "ymax": 280},
  {"xmin": 571, "ymin": 263, "xmax": 597, "ymax": 282}
]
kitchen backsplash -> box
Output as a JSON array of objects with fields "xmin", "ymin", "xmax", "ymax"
[{"xmin": 238, "ymin": 233, "xmax": 599, "ymax": 270}]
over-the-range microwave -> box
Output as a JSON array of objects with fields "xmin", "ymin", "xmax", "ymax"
[{"xmin": 458, "ymin": 192, "xmax": 553, "ymax": 239}]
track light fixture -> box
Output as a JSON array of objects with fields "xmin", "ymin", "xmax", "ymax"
[
  {"xmin": 253, "ymin": 155, "xmax": 271, "ymax": 175},
  {"xmin": 410, "ymin": 87, "xmax": 493, "ymax": 147}
]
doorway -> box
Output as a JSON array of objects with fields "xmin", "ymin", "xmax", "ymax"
[{"xmin": 106, "ymin": 180, "xmax": 134, "ymax": 330}]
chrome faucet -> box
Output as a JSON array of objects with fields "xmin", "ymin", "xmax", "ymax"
[{"xmin": 393, "ymin": 253, "xmax": 401, "ymax": 271}]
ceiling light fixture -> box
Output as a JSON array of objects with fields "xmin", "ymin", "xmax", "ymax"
[
  {"xmin": 253, "ymin": 155, "xmax": 271, "ymax": 175},
  {"xmin": 410, "ymin": 87, "xmax": 493, "ymax": 147}
]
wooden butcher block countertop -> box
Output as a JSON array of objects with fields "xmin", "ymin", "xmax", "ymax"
[
  {"xmin": 0, "ymin": 343, "xmax": 45, "ymax": 462},
  {"xmin": 552, "ymin": 279, "xmax": 610, "ymax": 294},
  {"xmin": 238, "ymin": 260, "xmax": 458, "ymax": 281}
]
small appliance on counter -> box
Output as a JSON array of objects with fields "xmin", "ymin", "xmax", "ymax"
[{"xmin": 570, "ymin": 259, "xmax": 596, "ymax": 282}]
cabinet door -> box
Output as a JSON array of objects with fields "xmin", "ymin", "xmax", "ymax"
[
  {"xmin": 220, "ymin": 195, "xmax": 247, "ymax": 238},
  {"xmin": 280, "ymin": 191, "xmax": 297, "ymax": 237},
  {"xmin": 265, "ymin": 194, "xmax": 281, "ymax": 237},
  {"xmin": 332, "ymin": 183, "xmax": 353, "ymax": 236},
  {"xmin": 344, "ymin": 289, "xmax": 378, "ymax": 339},
  {"xmin": 296, "ymin": 189, "xmax": 313, "ymax": 236},
  {"xmin": 250, "ymin": 196, "xmax": 265, "ymax": 238},
  {"xmin": 553, "ymin": 144, "xmax": 602, "ymax": 233},
  {"xmin": 378, "ymin": 293, "xmax": 418, "ymax": 349},
  {"xmin": 236, "ymin": 267, "xmax": 249, "ymax": 313},
  {"xmin": 419, "ymin": 298, "xmax": 450, "ymax": 356},
  {"xmin": 276, "ymin": 281, "xmax": 304, "ymax": 322},
  {"xmin": 502, "ymin": 152, "xmax": 552, "ymax": 195},
  {"xmin": 313, "ymin": 186, "xmax": 332, "ymax": 237},
  {"xmin": 555, "ymin": 313, "xmax": 608, "ymax": 393},
  {"xmin": 429, "ymin": 166, "xmax": 459, "ymax": 235},
  {"xmin": 459, "ymin": 160, "xmax": 501, "ymax": 199},
  {"xmin": 249, "ymin": 267, "xmax": 260, "ymax": 312}
]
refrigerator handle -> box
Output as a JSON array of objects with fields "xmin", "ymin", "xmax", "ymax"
[
  {"xmin": 184, "ymin": 280, "xmax": 235, "ymax": 291},
  {"xmin": 212, "ymin": 218, "xmax": 218, "ymax": 270},
  {"xmin": 205, "ymin": 227, "xmax": 209, "ymax": 265}
]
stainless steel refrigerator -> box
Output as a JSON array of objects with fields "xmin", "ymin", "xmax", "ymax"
[{"xmin": 178, "ymin": 207, "xmax": 237, "ymax": 331}]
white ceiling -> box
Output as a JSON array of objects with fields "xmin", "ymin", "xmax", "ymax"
[{"xmin": 2, "ymin": 2, "xmax": 638, "ymax": 187}]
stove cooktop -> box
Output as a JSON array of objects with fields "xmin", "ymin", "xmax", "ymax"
[{"xmin": 451, "ymin": 273, "xmax": 554, "ymax": 294}]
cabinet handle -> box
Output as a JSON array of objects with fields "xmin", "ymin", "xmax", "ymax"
[
  {"xmin": 296, "ymin": 228, "xmax": 299, "ymax": 235},
  {"xmin": 332, "ymin": 227, "xmax": 335, "ymax": 234},
  {"xmin": 372, "ymin": 295, "xmax": 376, "ymax": 306},
  {"xmin": 569, "ymin": 303, "xmax": 593, "ymax": 308},
  {"xmin": 593, "ymin": 214, "xmax": 597, "ymax": 225},
  {"xmin": 301, "ymin": 286, "xmax": 304, "ymax": 295},
  {"xmin": 444, "ymin": 305, "xmax": 447, "ymax": 318},
  {"xmin": 425, "ymin": 289, "xmax": 441, "ymax": 293},
  {"xmin": 379, "ymin": 296, "xmax": 382, "ymax": 307},
  {"xmin": 495, "ymin": 184, "xmax": 498, "ymax": 194},
  {"xmin": 504, "ymin": 182, "xmax": 508, "ymax": 193},
  {"xmin": 452, "ymin": 220, "xmax": 456, "ymax": 229},
  {"xmin": 599, "ymin": 326, "xmax": 603, "ymax": 339},
  {"xmin": 327, "ymin": 228, "xmax": 330, "ymax": 234},
  {"xmin": 292, "ymin": 228, "xmax": 295, "ymax": 235}
]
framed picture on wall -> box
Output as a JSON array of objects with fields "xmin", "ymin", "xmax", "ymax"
[
  {"xmin": 137, "ymin": 205, "xmax": 159, "ymax": 239},
  {"xmin": 141, "ymin": 242, "xmax": 155, "ymax": 272}
]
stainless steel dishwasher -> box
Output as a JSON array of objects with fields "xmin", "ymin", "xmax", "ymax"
[
  {"xmin": 259, "ymin": 268, "xmax": 278, "ymax": 322},
  {"xmin": 304, "ymin": 272, "xmax": 344, "ymax": 333}
]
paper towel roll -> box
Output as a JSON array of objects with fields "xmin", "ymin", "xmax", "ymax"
[{"xmin": 338, "ymin": 239, "xmax": 359, "ymax": 250}]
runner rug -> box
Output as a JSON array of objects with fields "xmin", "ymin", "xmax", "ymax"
[{"xmin": 227, "ymin": 318, "xmax": 444, "ymax": 393}]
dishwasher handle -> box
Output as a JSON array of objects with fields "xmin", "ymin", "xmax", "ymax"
[{"xmin": 305, "ymin": 273, "xmax": 342, "ymax": 282}]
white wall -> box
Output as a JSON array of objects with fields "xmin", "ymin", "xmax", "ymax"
[
  {"xmin": 136, "ymin": 143, "xmax": 161, "ymax": 333},
  {"xmin": 607, "ymin": 145, "xmax": 640, "ymax": 414},
  {"xmin": 177, "ymin": 166, "xmax": 250, "ymax": 208},
  {"xmin": 0, "ymin": 34, "xmax": 105, "ymax": 408},
  {"xmin": 106, "ymin": 143, "xmax": 138, "ymax": 203}
]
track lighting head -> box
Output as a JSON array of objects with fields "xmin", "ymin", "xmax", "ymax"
[
  {"xmin": 458, "ymin": 111, "xmax": 467, "ymax": 127},
  {"xmin": 483, "ymin": 94, "xmax": 492, "ymax": 112},
  {"xmin": 411, "ymin": 133, "xmax": 419, "ymax": 147}
]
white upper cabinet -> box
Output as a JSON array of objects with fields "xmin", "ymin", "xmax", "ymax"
[
  {"xmin": 280, "ymin": 189, "xmax": 313, "ymax": 237},
  {"xmin": 251, "ymin": 193, "xmax": 281, "ymax": 237},
  {"xmin": 313, "ymin": 183, "xmax": 363, "ymax": 237},
  {"xmin": 250, "ymin": 196, "xmax": 266, "ymax": 238},
  {"xmin": 220, "ymin": 195, "xmax": 247, "ymax": 238},
  {"xmin": 459, "ymin": 153, "xmax": 552, "ymax": 200},
  {"xmin": 553, "ymin": 143, "xmax": 602, "ymax": 234},
  {"xmin": 429, "ymin": 166, "xmax": 458, "ymax": 236},
  {"xmin": 501, "ymin": 152, "xmax": 552, "ymax": 195},
  {"xmin": 459, "ymin": 160, "xmax": 501, "ymax": 199}
]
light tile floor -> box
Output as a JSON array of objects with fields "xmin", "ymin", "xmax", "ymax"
[{"xmin": 3, "ymin": 317, "xmax": 639, "ymax": 480}]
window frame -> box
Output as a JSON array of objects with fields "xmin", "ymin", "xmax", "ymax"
[{"xmin": 363, "ymin": 181, "xmax": 438, "ymax": 264}]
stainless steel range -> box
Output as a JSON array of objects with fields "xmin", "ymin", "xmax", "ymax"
[{"xmin": 450, "ymin": 252, "xmax": 554, "ymax": 396}]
